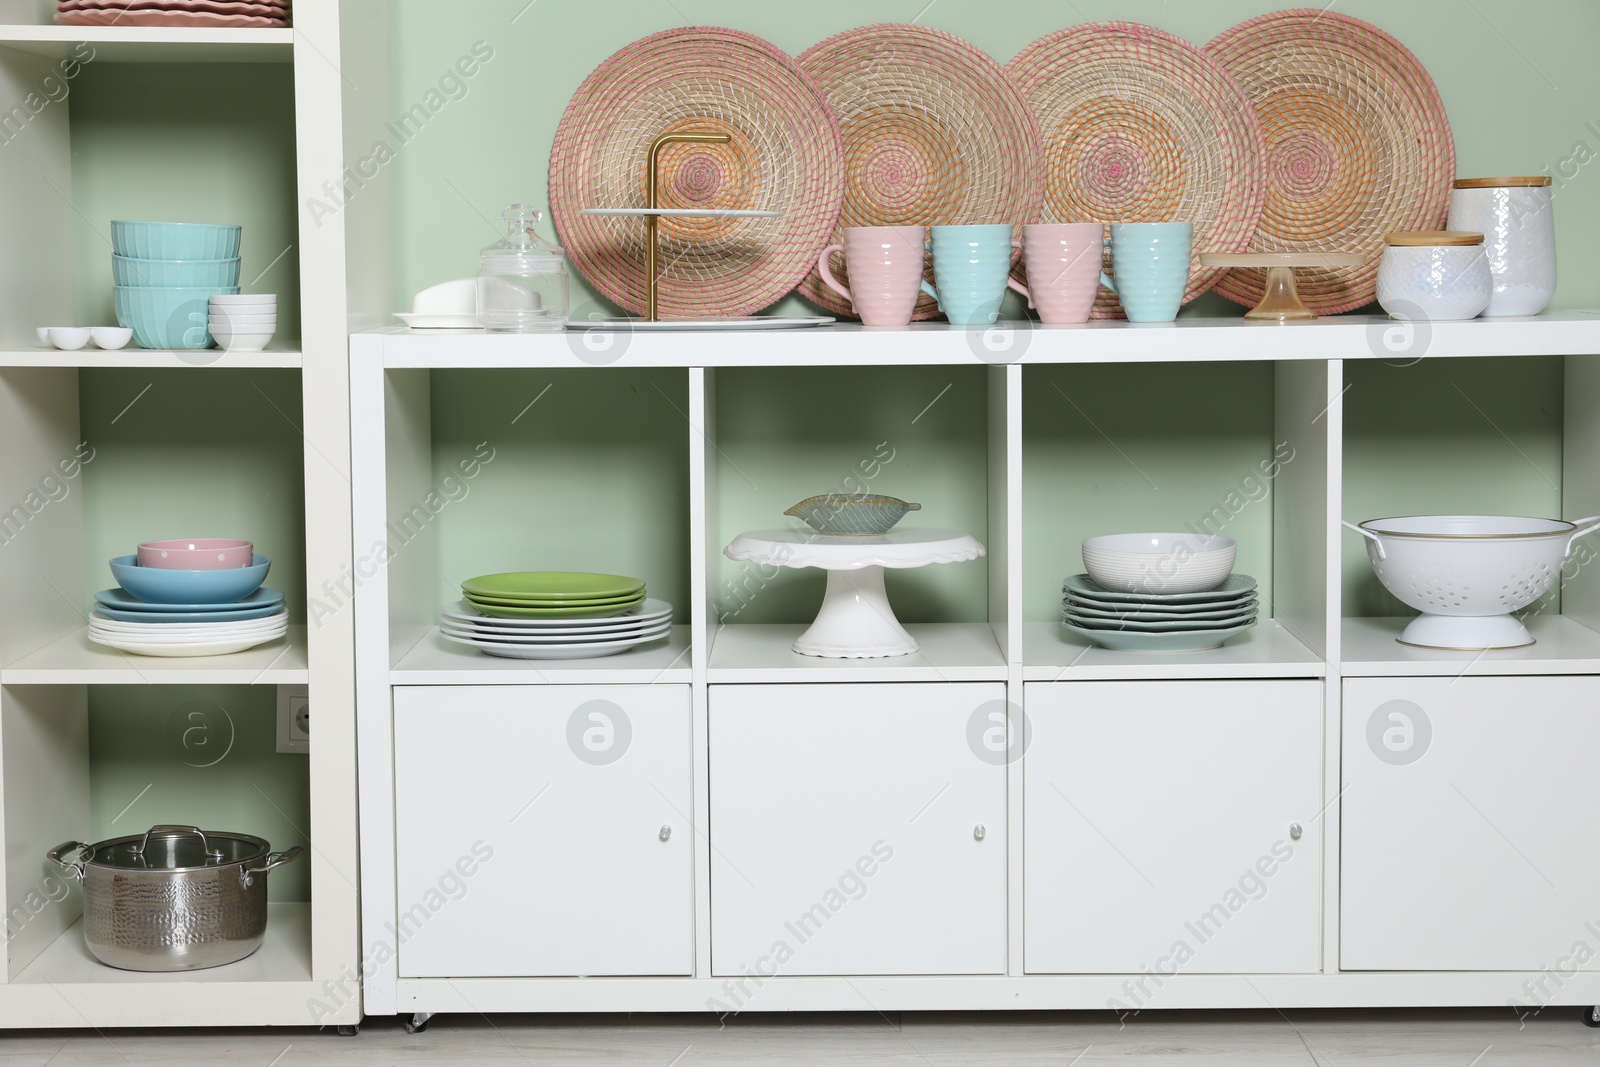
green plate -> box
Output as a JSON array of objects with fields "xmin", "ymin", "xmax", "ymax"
[
  {"xmin": 1062, "ymin": 573, "xmax": 1257, "ymax": 605},
  {"xmin": 460, "ymin": 571, "xmax": 646, "ymax": 601},
  {"xmin": 468, "ymin": 599, "xmax": 646, "ymax": 619},
  {"xmin": 464, "ymin": 590, "xmax": 645, "ymax": 608},
  {"xmin": 1063, "ymin": 618, "xmax": 1256, "ymax": 652}
]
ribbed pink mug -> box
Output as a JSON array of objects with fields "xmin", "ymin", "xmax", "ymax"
[
  {"xmin": 1014, "ymin": 223, "xmax": 1106, "ymax": 324},
  {"xmin": 817, "ymin": 225, "xmax": 927, "ymax": 326}
]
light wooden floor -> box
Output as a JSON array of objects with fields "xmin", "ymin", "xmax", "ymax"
[{"xmin": 2, "ymin": 1008, "xmax": 1598, "ymax": 1065}]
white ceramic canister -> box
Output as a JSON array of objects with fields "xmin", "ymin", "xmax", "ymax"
[
  {"xmin": 1446, "ymin": 176, "xmax": 1556, "ymax": 316},
  {"xmin": 1376, "ymin": 231, "xmax": 1493, "ymax": 321}
]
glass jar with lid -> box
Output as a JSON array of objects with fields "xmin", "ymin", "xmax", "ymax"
[{"xmin": 477, "ymin": 204, "xmax": 569, "ymax": 331}]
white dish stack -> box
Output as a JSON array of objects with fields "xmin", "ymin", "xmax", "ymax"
[{"xmin": 210, "ymin": 294, "xmax": 276, "ymax": 352}]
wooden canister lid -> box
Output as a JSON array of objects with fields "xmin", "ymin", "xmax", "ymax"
[
  {"xmin": 1453, "ymin": 176, "xmax": 1552, "ymax": 189},
  {"xmin": 1385, "ymin": 230, "xmax": 1485, "ymax": 247}
]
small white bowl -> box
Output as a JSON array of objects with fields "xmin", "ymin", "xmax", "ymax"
[
  {"xmin": 47, "ymin": 327, "xmax": 92, "ymax": 351},
  {"xmin": 90, "ymin": 326, "xmax": 132, "ymax": 350},
  {"xmin": 210, "ymin": 293, "xmax": 276, "ymax": 305},
  {"xmin": 210, "ymin": 317, "xmax": 277, "ymax": 327},
  {"xmin": 35, "ymin": 326, "xmax": 51, "ymax": 345},
  {"xmin": 1082, "ymin": 532, "xmax": 1237, "ymax": 594}
]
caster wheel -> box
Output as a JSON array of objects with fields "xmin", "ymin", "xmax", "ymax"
[
  {"xmin": 1583, "ymin": 1006, "xmax": 1600, "ymax": 1028},
  {"xmin": 337, "ymin": 1024, "xmax": 359, "ymax": 1037},
  {"xmin": 405, "ymin": 1012, "xmax": 432, "ymax": 1034}
]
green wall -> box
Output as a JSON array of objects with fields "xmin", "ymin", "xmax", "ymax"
[
  {"xmin": 88, "ymin": 685, "xmax": 310, "ymax": 902},
  {"xmin": 69, "ymin": 62, "xmax": 301, "ymax": 335},
  {"xmin": 382, "ymin": 0, "xmax": 1600, "ymax": 317}
]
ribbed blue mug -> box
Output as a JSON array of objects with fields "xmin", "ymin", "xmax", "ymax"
[
  {"xmin": 1102, "ymin": 222, "xmax": 1193, "ymax": 323},
  {"xmin": 920, "ymin": 224, "xmax": 1025, "ymax": 325}
]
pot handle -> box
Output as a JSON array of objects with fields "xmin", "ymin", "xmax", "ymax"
[
  {"xmin": 46, "ymin": 841, "xmax": 90, "ymax": 883},
  {"xmin": 1567, "ymin": 516, "xmax": 1600, "ymax": 557},
  {"xmin": 133, "ymin": 824, "xmax": 223, "ymax": 862},
  {"xmin": 240, "ymin": 845, "xmax": 304, "ymax": 888},
  {"xmin": 1340, "ymin": 520, "xmax": 1386, "ymax": 561}
]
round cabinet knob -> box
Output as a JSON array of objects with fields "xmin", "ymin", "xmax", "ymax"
[
  {"xmin": 973, "ymin": 824, "xmax": 986, "ymax": 841},
  {"xmin": 1289, "ymin": 823, "xmax": 1303, "ymax": 841},
  {"xmin": 659, "ymin": 825, "xmax": 672, "ymax": 842}
]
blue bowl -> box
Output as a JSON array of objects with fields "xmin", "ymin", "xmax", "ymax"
[
  {"xmin": 113, "ymin": 255, "xmax": 241, "ymax": 288},
  {"xmin": 113, "ymin": 285, "xmax": 239, "ymax": 349},
  {"xmin": 109, "ymin": 554, "xmax": 270, "ymax": 604},
  {"xmin": 111, "ymin": 221, "xmax": 242, "ymax": 260}
]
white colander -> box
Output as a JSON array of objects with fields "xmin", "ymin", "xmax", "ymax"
[{"xmin": 1343, "ymin": 514, "xmax": 1600, "ymax": 649}]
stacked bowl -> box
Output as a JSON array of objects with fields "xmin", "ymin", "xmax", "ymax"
[
  {"xmin": 210, "ymin": 294, "xmax": 277, "ymax": 352},
  {"xmin": 111, "ymin": 221, "xmax": 241, "ymax": 350},
  {"xmin": 442, "ymin": 571, "xmax": 671, "ymax": 659},
  {"xmin": 1064, "ymin": 533, "xmax": 1258, "ymax": 652},
  {"xmin": 90, "ymin": 539, "xmax": 287, "ymax": 657}
]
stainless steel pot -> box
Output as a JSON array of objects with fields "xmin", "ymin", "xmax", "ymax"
[{"xmin": 47, "ymin": 824, "xmax": 302, "ymax": 972}]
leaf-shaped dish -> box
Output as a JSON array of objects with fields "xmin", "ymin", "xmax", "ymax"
[{"xmin": 784, "ymin": 494, "xmax": 923, "ymax": 537}]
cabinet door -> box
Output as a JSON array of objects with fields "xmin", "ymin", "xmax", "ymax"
[
  {"xmin": 393, "ymin": 685, "xmax": 692, "ymax": 977},
  {"xmin": 1342, "ymin": 676, "xmax": 1600, "ymax": 971},
  {"xmin": 710, "ymin": 683, "xmax": 1006, "ymax": 976},
  {"xmin": 1025, "ymin": 681, "xmax": 1323, "ymax": 974}
]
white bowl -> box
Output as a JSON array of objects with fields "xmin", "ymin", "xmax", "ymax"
[
  {"xmin": 47, "ymin": 327, "xmax": 91, "ymax": 351},
  {"xmin": 210, "ymin": 293, "xmax": 276, "ymax": 305},
  {"xmin": 1082, "ymin": 532, "xmax": 1237, "ymax": 594},
  {"xmin": 211, "ymin": 329, "xmax": 275, "ymax": 352},
  {"xmin": 1345, "ymin": 514, "xmax": 1600, "ymax": 648},
  {"xmin": 210, "ymin": 316, "xmax": 277, "ymax": 326},
  {"xmin": 35, "ymin": 326, "xmax": 50, "ymax": 344},
  {"xmin": 91, "ymin": 326, "xmax": 132, "ymax": 349}
]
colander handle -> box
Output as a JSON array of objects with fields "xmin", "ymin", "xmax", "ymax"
[
  {"xmin": 1341, "ymin": 520, "xmax": 1385, "ymax": 561},
  {"xmin": 1566, "ymin": 516, "xmax": 1600, "ymax": 557}
]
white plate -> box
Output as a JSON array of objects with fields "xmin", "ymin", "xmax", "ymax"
[
  {"xmin": 564, "ymin": 317, "xmax": 834, "ymax": 332},
  {"xmin": 441, "ymin": 598, "xmax": 672, "ymax": 628},
  {"xmin": 440, "ymin": 616, "xmax": 674, "ymax": 639},
  {"xmin": 440, "ymin": 621, "xmax": 672, "ymax": 645},
  {"xmin": 394, "ymin": 312, "xmax": 479, "ymax": 329},
  {"xmin": 437, "ymin": 629, "xmax": 670, "ymax": 660},
  {"xmin": 90, "ymin": 622, "xmax": 288, "ymax": 642},
  {"xmin": 88, "ymin": 631, "xmax": 286, "ymax": 657},
  {"xmin": 582, "ymin": 207, "xmax": 783, "ymax": 219},
  {"xmin": 90, "ymin": 617, "xmax": 288, "ymax": 637}
]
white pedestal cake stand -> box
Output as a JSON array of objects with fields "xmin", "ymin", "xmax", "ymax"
[{"xmin": 723, "ymin": 528, "xmax": 986, "ymax": 658}]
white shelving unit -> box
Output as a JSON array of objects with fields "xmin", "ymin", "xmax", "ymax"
[
  {"xmin": 350, "ymin": 318, "xmax": 1600, "ymax": 1018},
  {"xmin": 0, "ymin": 0, "xmax": 372, "ymax": 1029}
]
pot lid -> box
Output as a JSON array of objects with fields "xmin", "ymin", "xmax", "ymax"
[{"xmin": 84, "ymin": 825, "xmax": 270, "ymax": 871}]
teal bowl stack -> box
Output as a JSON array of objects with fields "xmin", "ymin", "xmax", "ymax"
[{"xmin": 111, "ymin": 221, "xmax": 242, "ymax": 349}]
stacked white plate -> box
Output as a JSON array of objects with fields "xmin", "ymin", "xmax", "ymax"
[
  {"xmin": 439, "ymin": 598, "xmax": 674, "ymax": 660},
  {"xmin": 1062, "ymin": 574, "xmax": 1259, "ymax": 652},
  {"xmin": 89, "ymin": 607, "xmax": 289, "ymax": 657},
  {"xmin": 210, "ymin": 294, "xmax": 276, "ymax": 352}
]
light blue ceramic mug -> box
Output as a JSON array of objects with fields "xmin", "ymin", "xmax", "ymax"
[
  {"xmin": 1101, "ymin": 222, "xmax": 1193, "ymax": 323},
  {"xmin": 920, "ymin": 224, "xmax": 1026, "ymax": 325}
]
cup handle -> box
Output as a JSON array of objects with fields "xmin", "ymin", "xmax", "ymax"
[
  {"xmin": 919, "ymin": 279, "xmax": 940, "ymax": 306},
  {"xmin": 815, "ymin": 244, "xmax": 852, "ymax": 305},
  {"xmin": 1006, "ymin": 239, "xmax": 1032, "ymax": 305},
  {"xmin": 1099, "ymin": 271, "xmax": 1117, "ymax": 294}
]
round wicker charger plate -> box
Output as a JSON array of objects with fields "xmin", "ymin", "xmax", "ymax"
[
  {"xmin": 1005, "ymin": 21, "xmax": 1266, "ymax": 319},
  {"xmin": 548, "ymin": 27, "xmax": 846, "ymax": 319}
]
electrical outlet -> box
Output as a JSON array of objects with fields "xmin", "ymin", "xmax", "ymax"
[{"xmin": 276, "ymin": 684, "xmax": 309, "ymax": 754}]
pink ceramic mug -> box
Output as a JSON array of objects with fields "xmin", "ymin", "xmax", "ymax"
[
  {"xmin": 1014, "ymin": 223, "xmax": 1106, "ymax": 324},
  {"xmin": 816, "ymin": 225, "xmax": 926, "ymax": 326}
]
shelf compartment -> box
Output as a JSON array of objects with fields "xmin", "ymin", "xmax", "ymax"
[
  {"xmin": 1022, "ymin": 620, "xmax": 1326, "ymax": 681},
  {"xmin": 0, "ymin": 26, "xmax": 293, "ymax": 63},
  {"xmin": 1340, "ymin": 615, "xmax": 1600, "ymax": 676},
  {"xmin": 390, "ymin": 624, "xmax": 692, "ymax": 685},
  {"xmin": 0, "ymin": 345, "xmax": 302, "ymax": 369},
  {"xmin": 708, "ymin": 622, "xmax": 1006, "ymax": 682},
  {"xmin": 367, "ymin": 314, "xmax": 1600, "ymax": 368},
  {"xmin": 1, "ymin": 625, "xmax": 307, "ymax": 684}
]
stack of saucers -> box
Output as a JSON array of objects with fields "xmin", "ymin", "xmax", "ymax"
[
  {"xmin": 442, "ymin": 571, "xmax": 671, "ymax": 659},
  {"xmin": 1063, "ymin": 574, "xmax": 1259, "ymax": 652},
  {"xmin": 90, "ymin": 539, "xmax": 286, "ymax": 657}
]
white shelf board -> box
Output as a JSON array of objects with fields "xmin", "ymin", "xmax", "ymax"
[
  {"xmin": 391, "ymin": 624, "xmax": 692, "ymax": 684},
  {"xmin": 0, "ymin": 24, "xmax": 292, "ymax": 62},
  {"xmin": 0, "ymin": 344, "xmax": 301, "ymax": 368},
  {"xmin": 708, "ymin": 622, "xmax": 1006, "ymax": 682},
  {"xmin": 0, "ymin": 625, "xmax": 308, "ymax": 684},
  {"xmin": 13, "ymin": 902, "xmax": 310, "ymax": 986},
  {"xmin": 365, "ymin": 313, "xmax": 1600, "ymax": 368},
  {"xmin": 1341, "ymin": 615, "xmax": 1600, "ymax": 676},
  {"xmin": 1022, "ymin": 619, "xmax": 1326, "ymax": 681}
]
